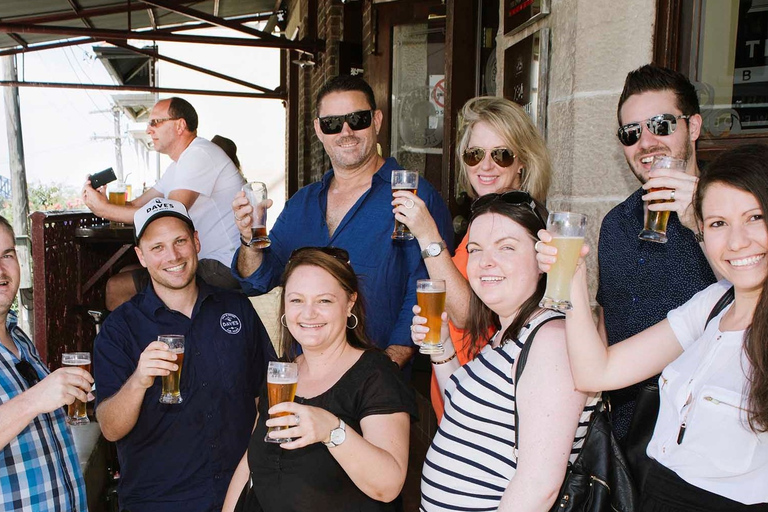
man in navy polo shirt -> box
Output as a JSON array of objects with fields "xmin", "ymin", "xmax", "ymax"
[{"xmin": 94, "ymin": 198, "xmax": 276, "ymax": 512}]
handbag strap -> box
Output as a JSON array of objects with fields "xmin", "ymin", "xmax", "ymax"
[
  {"xmin": 705, "ymin": 285, "xmax": 735, "ymax": 328},
  {"xmin": 512, "ymin": 314, "xmax": 565, "ymax": 457}
]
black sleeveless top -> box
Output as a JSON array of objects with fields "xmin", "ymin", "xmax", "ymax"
[{"xmin": 246, "ymin": 350, "xmax": 418, "ymax": 511}]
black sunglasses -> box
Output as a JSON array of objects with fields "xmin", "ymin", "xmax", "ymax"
[
  {"xmin": 471, "ymin": 190, "xmax": 546, "ymax": 227},
  {"xmin": 15, "ymin": 359, "xmax": 40, "ymax": 388},
  {"xmin": 617, "ymin": 113, "xmax": 690, "ymax": 147},
  {"xmin": 317, "ymin": 110, "xmax": 373, "ymax": 135},
  {"xmin": 289, "ymin": 246, "xmax": 351, "ymax": 265},
  {"xmin": 462, "ymin": 147, "xmax": 516, "ymax": 167}
]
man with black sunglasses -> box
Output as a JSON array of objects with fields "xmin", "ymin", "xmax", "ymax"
[
  {"xmin": 596, "ymin": 65, "xmax": 716, "ymax": 439},
  {"xmin": 0, "ymin": 216, "xmax": 93, "ymax": 511},
  {"xmin": 231, "ymin": 74, "xmax": 453, "ymax": 368}
]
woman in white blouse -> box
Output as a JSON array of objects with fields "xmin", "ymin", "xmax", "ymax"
[{"xmin": 537, "ymin": 143, "xmax": 768, "ymax": 511}]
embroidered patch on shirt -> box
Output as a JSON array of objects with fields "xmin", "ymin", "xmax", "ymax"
[{"xmin": 220, "ymin": 313, "xmax": 242, "ymax": 334}]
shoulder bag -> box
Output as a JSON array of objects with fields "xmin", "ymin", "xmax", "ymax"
[
  {"xmin": 514, "ymin": 317, "xmax": 638, "ymax": 512},
  {"xmin": 624, "ymin": 285, "xmax": 735, "ymax": 490}
]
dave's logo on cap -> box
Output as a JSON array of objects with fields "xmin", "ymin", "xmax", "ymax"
[{"xmin": 134, "ymin": 197, "xmax": 194, "ymax": 241}]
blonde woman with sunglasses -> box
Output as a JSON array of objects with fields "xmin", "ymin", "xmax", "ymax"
[{"xmin": 392, "ymin": 96, "xmax": 552, "ymax": 420}]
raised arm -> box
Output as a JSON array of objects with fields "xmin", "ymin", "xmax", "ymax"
[
  {"xmin": 536, "ymin": 231, "xmax": 683, "ymax": 392},
  {"xmin": 393, "ymin": 190, "xmax": 472, "ymax": 327},
  {"xmin": 96, "ymin": 341, "xmax": 179, "ymax": 441},
  {"xmin": 265, "ymin": 402, "xmax": 410, "ymax": 502},
  {"xmin": 0, "ymin": 367, "xmax": 92, "ymax": 450},
  {"xmin": 499, "ymin": 321, "xmax": 590, "ymax": 511},
  {"xmin": 81, "ymin": 180, "xmax": 161, "ymax": 223}
]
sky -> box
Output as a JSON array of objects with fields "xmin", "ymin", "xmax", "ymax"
[{"xmin": 0, "ymin": 25, "xmax": 287, "ymax": 219}]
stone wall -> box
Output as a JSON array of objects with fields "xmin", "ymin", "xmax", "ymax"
[{"xmin": 498, "ymin": 0, "xmax": 657, "ymax": 298}]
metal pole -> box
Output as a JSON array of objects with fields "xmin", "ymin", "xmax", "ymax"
[
  {"xmin": 113, "ymin": 107, "xmax": 124, "ymax": 181},
  {"xmin": 1, "ymin": 55, "xmax": 33, "ymax": 335}
]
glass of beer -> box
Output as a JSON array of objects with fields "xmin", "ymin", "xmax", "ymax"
[
  {"xmin": 108, "ymin": 180, "xmax": 127, "ymax": 227},
  {"xmin": 62, "ymin": 352, "xmax": 91, "ymax": 426},
  {"xmin": 416, "ymin": 279, "xmax": 446, "ymax": 354},
  {"xmin": 242, "ymin": 181, "xmax": 271, "ymax": 249},
  {"xmin": 158, "ymin": 335, "xmax": 185, "ymax": 404},
  {"xmin": 539, "ymin": 212, "xmax": 587, "ymax": 312},
  {"xmin": 391, "ymin": 170, "xmax": 419, "ymax": 241},
  {"xmin": 264, "ymin": 361, "xmax": 299, "ymax": 444},
  {"xmin": 638, "ymin": 156, "xmax": 687, "ymax": 244}
]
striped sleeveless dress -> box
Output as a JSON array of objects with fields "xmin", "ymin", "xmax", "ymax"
[{"xmin": 420, "ymin": 310, "xmax": 599, "ymax": 511}]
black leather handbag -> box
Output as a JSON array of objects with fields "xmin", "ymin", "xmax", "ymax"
[
  {"xmin": 514, "ymin": 319, "xmax": 638, "ymax": 512},
  {"xmin": 623, "ymin": 286, "xmax": 735, "ymax": 491}
]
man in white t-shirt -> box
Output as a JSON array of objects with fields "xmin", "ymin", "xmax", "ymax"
[{"xmin": 82, "ymin": 97, "xmax": 245, "ymax": 309}]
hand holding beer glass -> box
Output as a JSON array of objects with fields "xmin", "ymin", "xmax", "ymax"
[
  {"xmin": 265, "ymin": 361, "xmax": 299, "ymax": 443},
  {"xmin": 158, "ymin": 335, "xmax": 185, "ymax": 404},
  {"xmin": 62, "ymin": 352, "xmax": 91, "ymax": 425},
  {"xmin": 539, "ymin": 212, "xmax": 587, "ymax": 312},
  {"xmin": 242, "ymin": 181, "xmax": 271, "ymax": 248},
  {"xmin": 391, "ymin": 170, "xmax": 419, "ymax": 241},
  {"xmin": 639, "ymin": 156, "xmax": 687, "ymax": 244},
  {"xmin": 416, "ymin": 279, "xmax": 446, "ymax": 354}
]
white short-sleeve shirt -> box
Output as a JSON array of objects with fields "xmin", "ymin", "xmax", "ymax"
[
  {"xmin": 154, "ymin": 137, "xmax": 245, "ymax": 266},
  {"xmin": 648, "ymin": 279, "xmax": 768, "ymax": 505}
]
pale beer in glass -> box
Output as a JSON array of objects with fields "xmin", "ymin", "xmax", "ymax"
[
  {"xmin": 62, "ymin": 352, "xmax": 91, "ymax": 425},
  {"xmin": 264, "ymin": 362, "xmax": 299, "ymax": 443},
  {"xmin": 108, "ymin": 181, "xmax": 127, "ymax": 227},
  {"xmin": 391, "ymin": 170, "xmax": 419, "ymax": 241},
  {"xmin": 243, "ymin": 181, "xmax": 271, "ymax": 248},
  {"xmin": 638, "ymin": 156, "xmax": 687, "ymax": 244},
  {"xmin": 416, "ymin": 279, "xmax": 446, "ymax": 354},
  {"xmin": 540, "ymin": 212, "xmax": 587, "ymax": 312},
  {"xmin": 158, "ymin": 335, "xmax": 185, "ymax": 404}
]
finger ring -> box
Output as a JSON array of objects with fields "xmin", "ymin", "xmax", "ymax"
[
  {"xmin": 534, "ymin": 241, "xmax": 542, "ymax": 252},
  {"xmin": 670, "ymin": 189, "xmax": 676, "ymax": 201},
  {"xmin": 235, "ymin": 215, "xmax": 243, "ymax": 222},
  {"xmin": 295, "ymin": 414, "xmax": 300, "ymax": 426},
  {"xmin": 405, "ymin": 199, "xmax": 415, "ymax": 209}
]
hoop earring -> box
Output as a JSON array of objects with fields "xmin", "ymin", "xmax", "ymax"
[
  {"xmin": 346, "ymin": 313, "xmax": 359, "ymax": 329},
  {"xmin": 280, "ymin": 314, "xmax": 287, "ymax": 327}
]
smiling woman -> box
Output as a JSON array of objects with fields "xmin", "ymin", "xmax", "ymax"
[
  {"xmin": 534, "ymin": 143, "xmax": 768, "ymax": 510},
  {"xmin": 222, "ymin": 248, "xmax": 417, "ymax": 512}
]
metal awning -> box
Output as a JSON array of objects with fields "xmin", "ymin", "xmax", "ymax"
[{"xmin": 0, "ymin": 1, "xmax": 321, "ymax": 98}]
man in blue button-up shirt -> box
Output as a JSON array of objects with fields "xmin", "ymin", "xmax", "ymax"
[
  {"xmin": 231, "ymin": 75, "xmax": 453, "ymax": 368},
  {"xmin": 94, "ymin": 199, "xmax": 276, "ymax": 512}
]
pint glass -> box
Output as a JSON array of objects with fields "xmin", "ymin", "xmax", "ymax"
[
  {"xmin": 158, "ymin": 335, "xmax": 185, "ymax": 404},
  {"xmin": 539, "ymin": 212, "xmax": 587, "ymax": 312},
  {"xmin": 264, "ymin": 362, "xmax": 299, "ymax": 444},
  {"xmin": 108, "ymin": 181, "xmax": 127, "ymax": 227},
  {"xmin": 416, "ymin": 279, "xmax": 446, "ymax": 354},
  {"xmin": 391, "ymin": 170, "xmax": 419, "ymax": 241},
  {"xmin": 62, "ymin": 352, "xmax": 91, "ymax": 426},
  {"xmin": 638, "ymin": 156, "xmax": 687, "ymax": 244},
  {"xmin": 243, "ymin": 181, "xmax": 271, "ymax": 248}
]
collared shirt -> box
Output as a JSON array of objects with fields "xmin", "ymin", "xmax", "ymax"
[
  {"xmin": 232, "ymin": 157, "xmax": 454, "ymax": 350},
  {"xmin": 596, "ymin": 188, "xmax": 716, "ymax": 438},
  {"xmin": 94, "ymin": 281, "xmax": 276, "ymax": 512},
  {"xmin": 0, "ymin": 311, "xmax": 88, "ymax": 512},
  {"xmin": 651, "ymin": 280, "xmax": 768, "ymax": 505}
]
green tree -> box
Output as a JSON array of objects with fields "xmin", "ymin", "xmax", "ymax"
[{"xmin": 0, "ymin": 181, "xmax": 84, "ymax": 222}]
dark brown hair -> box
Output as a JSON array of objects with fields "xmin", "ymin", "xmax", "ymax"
[
  {"xmin": 278, "ymin": 248, "xmax": 373, "ymax": 360},
  {"xmin": 617, "ymin": 64, "xmax": 700, "ymax": 124},
  {"xmin": 167, "ymin": 97, "xmax": 198, "ymax": 132},
  {"xmin": 694, "ymin": 143, "xmax": 768, "ymax": 432},
  {"xmin": 464, "ymin": 197, "xmax": 549, "ymax": 358},
  {"xmin": 316, "ymin": 74, "xmax": 376, "ymax": 116}
]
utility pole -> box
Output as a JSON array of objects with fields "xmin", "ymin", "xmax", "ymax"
[{"xmin": 1, "ymin": 55, "xmax": 33, "ymax": 335}]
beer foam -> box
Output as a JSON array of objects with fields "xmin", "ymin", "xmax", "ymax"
[
  {"xmin": 267, "ymin": 376, "xmax": 298, "ymax": 384},
  {"xmin": 63, "ymin": 358, "xmax": 90, "ymax": 365}
]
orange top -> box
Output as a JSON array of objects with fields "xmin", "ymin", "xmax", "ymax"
[{"xmin": 429, "ymin": 232, "xmax": 490, "ymax": 422}]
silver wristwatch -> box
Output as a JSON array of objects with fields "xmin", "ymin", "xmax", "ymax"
[
  {"xmin": 421, "ymin": 240, "xmax": 446, "ymax": 259},
  {"xmin": 323, "ymin": 418, "xmax": 346, "ymax": 448}
]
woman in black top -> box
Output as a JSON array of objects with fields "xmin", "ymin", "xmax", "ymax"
[{"xmin": 223, "ymin": 247, "xmax": 417, "ymax": 512}]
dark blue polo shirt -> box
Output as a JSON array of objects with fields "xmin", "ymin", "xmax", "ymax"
[
  {"xmin": 596, "ymin": 188, "xmax": 715, "ymax": 438},
  {"xmin": 232, "ymin": 157, "xmax": 454, "ymax": 350},
  {"xmin": 94, "ymin": 280, "xmax": 276, "ymax": 512}
]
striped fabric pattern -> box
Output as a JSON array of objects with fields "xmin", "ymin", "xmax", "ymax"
[
  {"xmin": 421, "ymin": 310, "xmax": 598, "ymax": 511},
  {"xmin": 0, "ymin": 312, "xmax": 88, "ymax": 512}
]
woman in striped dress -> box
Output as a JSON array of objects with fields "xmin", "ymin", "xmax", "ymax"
[{"xmin": 412, "ymin": 193, "xmax": 599, "ymax": 511}]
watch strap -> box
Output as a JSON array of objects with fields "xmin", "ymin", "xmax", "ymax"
[
  {"xmin": 323, "ymin": 417, "xmax": 346, "ymax": 447},
  {"xmin": 240, "ymin": 234, "xmax": 256, "ymax": 247}
]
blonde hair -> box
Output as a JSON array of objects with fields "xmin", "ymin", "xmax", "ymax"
[{"xmin": 456, "ymin": 97, "xmax": 552, "ymax": 202}]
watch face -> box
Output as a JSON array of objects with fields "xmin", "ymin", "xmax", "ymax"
[
  {"xmin": 427, "ymin": 243, "xmax": 442, "ymax": 256},
  {"xmin": 330, "ymin": 427, "xmax": 345, "ymax": 446}
]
